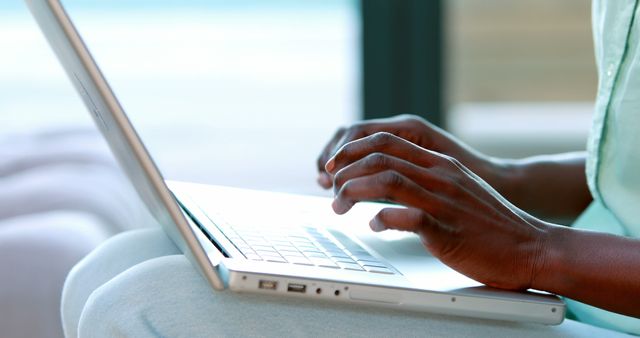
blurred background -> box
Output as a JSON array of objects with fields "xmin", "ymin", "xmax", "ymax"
[{"xmin": 1, "ymin": 0, "xmax": 596, "ymax": 194}]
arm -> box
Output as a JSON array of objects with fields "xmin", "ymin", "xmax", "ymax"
[
  {"xmin": 536, "ymin": 225, "xmax": 640, "ymax": 317},
  {"xmin": 317, "ymin": 115, "xmax": 592, "ymax": 221},
  {"xmin": 489, "ymin": 153, "xmax": 593, "ymax": 222},
  {"xmin": 324, "ymin": 132, "xmax": 640, "ymax": 318}
]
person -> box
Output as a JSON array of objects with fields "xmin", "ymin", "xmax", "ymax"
[{"xmin": 61, "ymin": 1, "xmax": 640, "ymax": 336}]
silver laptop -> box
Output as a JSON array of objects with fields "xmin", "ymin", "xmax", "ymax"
[{"xmin": 26, "ymin": 0, "xmax": 565, "ymax": 325}]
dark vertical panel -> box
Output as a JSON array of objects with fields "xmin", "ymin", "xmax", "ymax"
[{"xmin": 361, "ymin": 0, "xmax": 444, "ymax": 126}]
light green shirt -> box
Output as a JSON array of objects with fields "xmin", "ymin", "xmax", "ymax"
[{"xmin": 568, "ymin": 0, "xmax": 640, "ymax": 334}]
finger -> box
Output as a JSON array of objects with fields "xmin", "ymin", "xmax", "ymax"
[
  {"xmin": 317, "ymin": 127, "xmax": 347, "ymax": 187},
  {"xmin": 325, "ymin": 132, "xmax": 442, "ymax": 175},
  {"xmin": 332, "ymin": 170, "xmax": 445, "ymax": 215},
  {"xmin": 371, "ymin": 207, "xmax": 450, "ymax": 253},
  {"xmin": 333, "ymin": 152, "xmax": 447, "ymax": 196},
  {"xmin": 317, "ymin": 120, "xmax": 403, "ymax": 178},
  {"xmin": 370, "ymin": 207, "xmax": 434, "ymax": 233}
]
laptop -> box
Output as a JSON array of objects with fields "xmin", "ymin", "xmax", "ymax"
[{"xmin": 26, "ymin": 0, "xmax": 565, "ymax": 325}]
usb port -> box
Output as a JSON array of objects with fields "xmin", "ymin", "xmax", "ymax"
[
  {"xmin": 258, "ymin": 280, "xmax": 278, "ymax": 290},
  {"xmin": 287, "ymin": 283, "xmax": 307, "ymax": 293}
]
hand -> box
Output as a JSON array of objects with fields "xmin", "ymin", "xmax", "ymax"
[
  {"xmin": 317, "ymin": 115, "xmax": 500, "ymax": 190},
  {"xmin": 325, "ymin": 132, "xmax": 550, "ymax": 290}
]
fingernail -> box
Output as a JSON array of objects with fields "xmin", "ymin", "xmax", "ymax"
[
  {"xmin": 369, "ymin": 218, "xmax": 386, "ymax": 232},
  {"xmin": 331, "ymin": 199, "xmax": 341, "ymax": 213},
  {"xmin": 325, "ymin": 158, "xmax": 336, "ymax": 173},
  {"xmin": 332, "ymin": 199, "xmax": 349, "ymax": 215}
]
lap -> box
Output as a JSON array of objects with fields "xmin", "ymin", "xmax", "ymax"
[
  {"xmin": 62, "ymin": 228, "xmax": 180, "ymax": 338},
  {"xmin": 66, "ymin": 228, "xmax": 631, "ymax": 338}
]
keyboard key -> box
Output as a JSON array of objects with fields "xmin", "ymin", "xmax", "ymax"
[
  {"xmin": 265, "ymin": 240, "xmax": 289, "ymax": 245},
  {"xmin": 332, "ymin": 257, "xmax": 357, "ymax": 264},
  {"xmin": 278, "ymin": 249, "xmax": 301, "ymax": 255},
  {"xmin": 363, "ymin": 265, "xmax": 394, "ymax": 274},
  {"xmin": 272, "ymin": 245, "xmax": 296, "ymax": 252},
  {"xmin": 294, "ymin": 242, "xmax": 317, "ymax": 249},
  {"xmin": 225, "ymin": 234, "xmax": 243, "ymax": 241},
  {"xmin": 315, "ymin": 239, "xmax": 335, "ymax": 247},
  {"xmin": 234, "ymin": 243, "xmax": 251, "ymax": 250},
  {"xmin": 319, "ymin": 264, "xmax": 340, "ymax": 269},
  {"xmin": 239, "ymin": 248, "xmax": 257, "ymax": 256},
  {"xmin": 244, "ymin": 254, "xmax": 263, "ymax": 261},
  {"xmin": 255, "ymin": 249, "xmax": 279, "ymax": 256},
  {"xmin": 256, "ymin": 251, "xmax": 282, "ymax": 258},
  {"xmin": 320, "ymin": 248, "xmax": 344, "ymax": 255},
  {"xmin": 287, "ymin": 257, "xmax": 313, "ymax": 266},
  {"xmin": 246, "ymin": 240, "xmax": 270, "ymax": 247},
  {"xmin": 319, "ymin": 243, "xmax": 342, "ymax": 251},
  {"xmin": 288, "ymin": 235, "xmax": 312, "ymax": 241},
  {"xmin": 352, "ymin": 255, "xmax": 380, "ymax": 262},
  {"xmin": 264, "ymin": 257, "xmax": 287, "ymax": 263},
  {"xmin": 281, "ymin": 251, "xmax": 304, "ymax": 258},
  {"xmin": 252, "ymin": 245, "xmax": 276, "ymax": 251},
  {"xmin": 327, "ymin": 252, "xmax": 351, "ymax": 260},
  {"xmin": 356, "ymin": 258, "xmax": 384, "ymax": 266},
  {"xmin": 305, "ymin": 228, "xmax": 321, "ymax": 235},
  {"xmin": 300, "ymin": 248, "xmax": 323, "ymax": 253},
  {"xmin": 240, "ymin": 233, "xmax": 264, "ymax": 239},
  {"xmin": 329, "ymin": 231, "xmax": 363, "ymax": 250},
  {"xmin": 350, "ymin": 251, "xmax": 374, "ymax": 259},
  {"xmin": 304, "ymin": 252, "xmax": 328, "ymax": 259},
  {"xmin": 298, "ymin": 247, "xmax": 321, "ymax": 253},
  {"xmin": 310, "ymin": 258, "xmax": 338, "ymax": 268},
  {"xmin": 257, "ymin": 250, "xmax": 282, "ymax": 257},
  {"xmin": 337, "ymin": 262, "xmax": 364, "ymax": 271}
]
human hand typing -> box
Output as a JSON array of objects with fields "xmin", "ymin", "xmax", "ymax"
[
  {"xmin": 316, "ymin": 115, "xmax": 502, "ymax": 191},
  {"xmin": 323, "ymin": 132, "xmax": 550, "ymax": 291}
]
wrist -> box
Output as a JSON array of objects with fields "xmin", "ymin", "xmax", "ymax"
[
  {"xmin": 530, "ymin": 223, "xmax": 570, "ymax": 293},
  {"xmin": 473, "ymin": 155, "xmax": 522, "ymax": 198}
]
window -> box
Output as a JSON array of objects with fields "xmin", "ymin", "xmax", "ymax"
[
  {"xmin": 447, "ymin": 0, "xmax": 596, "ymax": 157},
  {"xmin": 3, "ymin": 1, "xmax": 359, "ymax": 193}
]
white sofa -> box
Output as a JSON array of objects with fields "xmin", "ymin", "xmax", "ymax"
[{"xmin": 0, "ymin": 128, "xmax": 154, "ymax": 338}]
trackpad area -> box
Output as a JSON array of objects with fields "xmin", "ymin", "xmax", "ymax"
[
  {"xmin": 358, "ymin": 230, "xmax": 432, "ymax": 259},
  {"xmin": 356, "ymin": 230, "xmax": 482, "ymax": 291},
  {"xmin": 368, "ymin": 231, "xmax": 432, "ymax": 258}
]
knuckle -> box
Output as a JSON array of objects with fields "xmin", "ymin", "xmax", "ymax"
[
  {"xmin": 400, "ymin": 114, "xmax": 419, "ymax": 122},
  {"xmin": 449, "ymin": 157, "xmax": 463, "ymax": 168},
  {"xmin": 437, "ymin": 154, "xmax": 457, "ymax": 167},
  {"xmin": 364, "ymin": 152, "xmax": 390, "ymax": 169},
  {"xmin": 333, "ymin": 171, "xmax": 347, "ymax": 188},
  {"xmin": 348, "ymin": 123, "xmax": 362, "ymax": 133},
  {"xmin": 441, "ymin": 176, "xmax": 465, "ymax": 198},
  {"xmin": 337, "ymin": 180, "xmax": 354, "ymax": 199},
  {"xmin": 399, "ymin": 114, "xmax": 428, "ymax": 126},
  {"xmin": 316, "ymin": 155, "xmax": 327, "ymax": 168},
  {"xmin": 339, "ymin": 142, "xmax": 355, "ymax": 158},
  {"xmin": 345, "ymin": 123, "xmax": 364, "ymax": 138},
  {"xmin": 418, "ymin": 211, "xmax": 432, "ymax": 227},
  {"xmin": 376, "ymin": 208, "xmax": 391, "ymax": 222},
  {"xmin": 370, "ymin": 132, "xmax": 395, "ymax": 147},
  {"xmin": 379, "ymin": 170, "xmax": 404, "ymax": 189}
]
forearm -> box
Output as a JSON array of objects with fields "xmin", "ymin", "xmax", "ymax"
[
  {"xmin": 534, "ymin": 225, "xmax": 640, "ymax": 317},
  {"xmin": 486, "ymin": 152, "xmax": 592, "ymax": 221}
]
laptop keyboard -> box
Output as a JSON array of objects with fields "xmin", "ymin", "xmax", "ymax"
[{"xmin": 216, "ymin": 221, "xmax": 396, "ymax": 275}]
